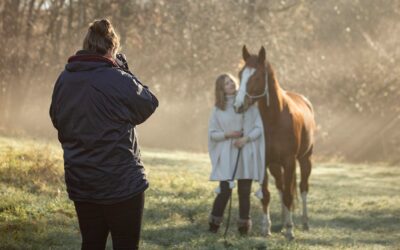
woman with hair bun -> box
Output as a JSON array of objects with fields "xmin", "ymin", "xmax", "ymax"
[{"xmin": 50, "ymin": 19, "xmax": 158, "ymax": 250}]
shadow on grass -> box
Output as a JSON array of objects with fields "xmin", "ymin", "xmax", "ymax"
[
  {"xmin": 0, "ymin": 218, "xmax": 80, "ymax": 250},
  {"xmin": 306, "ymin": 206, "xmax": 400, "ymax": 232},
  {"xmin": 287, "ymin": 208, "xmax": 400, "ymax": 247},
  {"xmin": 245, "ymin": 204, "xmax": 400, "ymax": 247},
  {"xmin": 330, "ymin": 214, "xmax": 400, "ymax": 231},
  {"xmin": 142, "ymin": 223, "xmax": 204, "ymax": 248},
  {"xmin": 144, "ymin": 195, "xmax": 211, "ymax": 224},
  {"xmin": 142, "ymin": 223, "xmax": 276, "ymax": 250}
]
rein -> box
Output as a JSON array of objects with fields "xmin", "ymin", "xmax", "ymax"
[{"xmin": 223, "ymin": 147, "xmax": 241, "ymax": 247}]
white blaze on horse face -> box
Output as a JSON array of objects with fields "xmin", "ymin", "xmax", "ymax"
[{"xmin": 234, "ymin": 67, "xmax": 256, "ymax": 110}]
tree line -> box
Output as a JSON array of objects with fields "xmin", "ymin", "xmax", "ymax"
[{"xmin": 0, "ymin": 0, "xmax": 399, "ymax": 162}]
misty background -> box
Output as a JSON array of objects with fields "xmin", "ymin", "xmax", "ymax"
[{"xmin": 0, "ymin": 0, "xmax": 399, "ymax": 163}]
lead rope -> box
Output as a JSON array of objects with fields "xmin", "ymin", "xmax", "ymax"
[
  {"xmin": 223, "ymin": 112, "xmax": 245, "ymax": 247},
  {"xmin": 223, "ymin": 147, "xmax": 241, "ymax": 247}
]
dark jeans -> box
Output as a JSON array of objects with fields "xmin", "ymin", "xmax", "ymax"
[
  {"xmin": 74, "ymin": 192, "xmax": 145, "ymax": 250},
  {"xmin": 211, "ymin": 179, "xmax": 252, "ymax": 219}
]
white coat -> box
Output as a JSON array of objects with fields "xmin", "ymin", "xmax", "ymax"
[{"xmin": 208, "ymin": 96, "xmax": 265, "ymax": 185}]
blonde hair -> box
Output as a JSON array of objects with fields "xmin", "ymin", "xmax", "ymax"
[
  {"xmin": 83, "ymin": 19, "xmax": 120, "ymax": 56},
  {"xmin": 214, "ymin": 73, "xmax": 238, "ymax": 110}
]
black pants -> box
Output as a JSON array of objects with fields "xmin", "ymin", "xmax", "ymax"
[
  {"xmin": 74, "ymin": 192, "xmax": 145, "ymax": 250},
  {"xmin": 211, "ymin": 179, "xmax": 252, "ymax": 219}
]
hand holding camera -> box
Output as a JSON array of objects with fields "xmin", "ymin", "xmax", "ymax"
[{"xmin": 115, "ymin": 53, "xmax": 129, "ymax": 71}]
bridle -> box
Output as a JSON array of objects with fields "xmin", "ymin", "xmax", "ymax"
[{"xmin": 241, "ymin": 71, "xmax": 270, "ymax": 107}]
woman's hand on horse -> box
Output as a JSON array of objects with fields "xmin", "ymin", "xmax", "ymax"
[
  {"xmin": 234, "ymin": 136, "xmax": 249, "ymax": 148},
  {"xmin": 225, "ymin": 131, "xmax": 243, "ymax": 139}
]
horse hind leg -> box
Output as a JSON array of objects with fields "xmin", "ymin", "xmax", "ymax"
[
  {"xmin": 282, "ymin": 156, "xmax": 297, "ymax": 240},
  {"xmin": 298, "ymin": 148, "xmax": 313, "ymax": 231},
  {"xmin": 261, "ymin": 172, "xmax": 272, "ymax": 236}
]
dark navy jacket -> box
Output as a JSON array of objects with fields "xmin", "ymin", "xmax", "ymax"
[{"xmin": 50, "ymin": 51, "xmax": 158, "ymax": 204}]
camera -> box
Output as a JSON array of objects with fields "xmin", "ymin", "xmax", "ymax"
[{"xmin": 115, "ymin": 53, "xmax": 129, "ymax": 70}]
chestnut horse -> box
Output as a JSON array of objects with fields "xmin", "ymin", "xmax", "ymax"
[{"xmin": 234, "ymin": 46, "xmax": 315, "ymax": 240}]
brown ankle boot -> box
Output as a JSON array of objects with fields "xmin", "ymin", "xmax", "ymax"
[
  {"xmin": 208, "ymin": 214, "xmax": 223, "ymax": 233},
  {"xmin": 237, "ymin": 218, "xmax": 252, "ymax": 235}
]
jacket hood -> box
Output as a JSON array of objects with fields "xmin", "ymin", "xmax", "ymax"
[{"xmin": 65, "ymin": 50, "xmax": 118, "ymax": 72}]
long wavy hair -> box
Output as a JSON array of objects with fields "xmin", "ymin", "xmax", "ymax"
[{"xmin": 214, "ymin": 73, "xmax": 239, "ymax": 110}]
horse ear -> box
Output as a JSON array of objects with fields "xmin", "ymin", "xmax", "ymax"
[
  {"xmin": 258, "ymin": 46, "xmax": 266, "ymax": 64},
  {"xmin": 242, "ymin": 45, "xmax": 250, "ymax": 61}
]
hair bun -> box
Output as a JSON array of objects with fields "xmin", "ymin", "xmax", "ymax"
[
  {"xmin": 90, "ymin": 19, "xmax": 111, "ymax": 35},
  {"xmin": 83, "ymin": 18, "xmax": 120, "ymax": 55}
]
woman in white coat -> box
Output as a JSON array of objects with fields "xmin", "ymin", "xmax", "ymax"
[{"xmin": 208, "ymin": 73, "xmax": 265, "ymax": 235}]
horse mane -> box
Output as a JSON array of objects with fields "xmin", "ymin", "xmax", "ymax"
[{"xmin": 265, "ymin": 61, "xmax": 284, "ymax": 113}]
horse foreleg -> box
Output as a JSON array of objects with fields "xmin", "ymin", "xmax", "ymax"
[
  {"xmin": 299, "ymin": 151, "xmax": 312, "ymax": 231},
  {"xmin": 261, "ymin": 172, "xmax": 271, "ymax": 236},
  {"xmin": 269, "ymin": 163, "xmax": 284, "ymax": 226},
  {"xmin": 282, "ymin": 157, "xmax": 296, "ymax": 240}
]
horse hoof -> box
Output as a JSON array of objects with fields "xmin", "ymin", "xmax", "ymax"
[
  {"xmin": 272, "ymin": 224, "xmax": 283, "ymax": 233},
  {"xmin": 264, "ymin": 231, "xmax": 272, "ymax": 237},
  {"xmin": 285, "ymin": 233, "xmax": 295, "ymax": 241},
  {"xmin": 303, "ymin": 223, "xmax": 310, "ymax": 231}
]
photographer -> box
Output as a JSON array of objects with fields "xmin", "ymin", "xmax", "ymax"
[{"xmin": 49, "ymin": 19, "xmax": 158, "ymax": 250}]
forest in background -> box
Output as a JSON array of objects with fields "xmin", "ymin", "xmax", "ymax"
[{"xmin": 0, "ymin": 0, "xmax": 399, "ymax": 163}]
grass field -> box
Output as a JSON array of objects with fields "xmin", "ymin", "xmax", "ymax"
[{"xmin": 1, "ymin": 136, "xmax": 400, "ymax": 250}]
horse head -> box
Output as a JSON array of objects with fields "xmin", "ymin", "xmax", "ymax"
[{"xmin": 234, "ymin": 45, "xmax": 268, "ymax": 113}]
